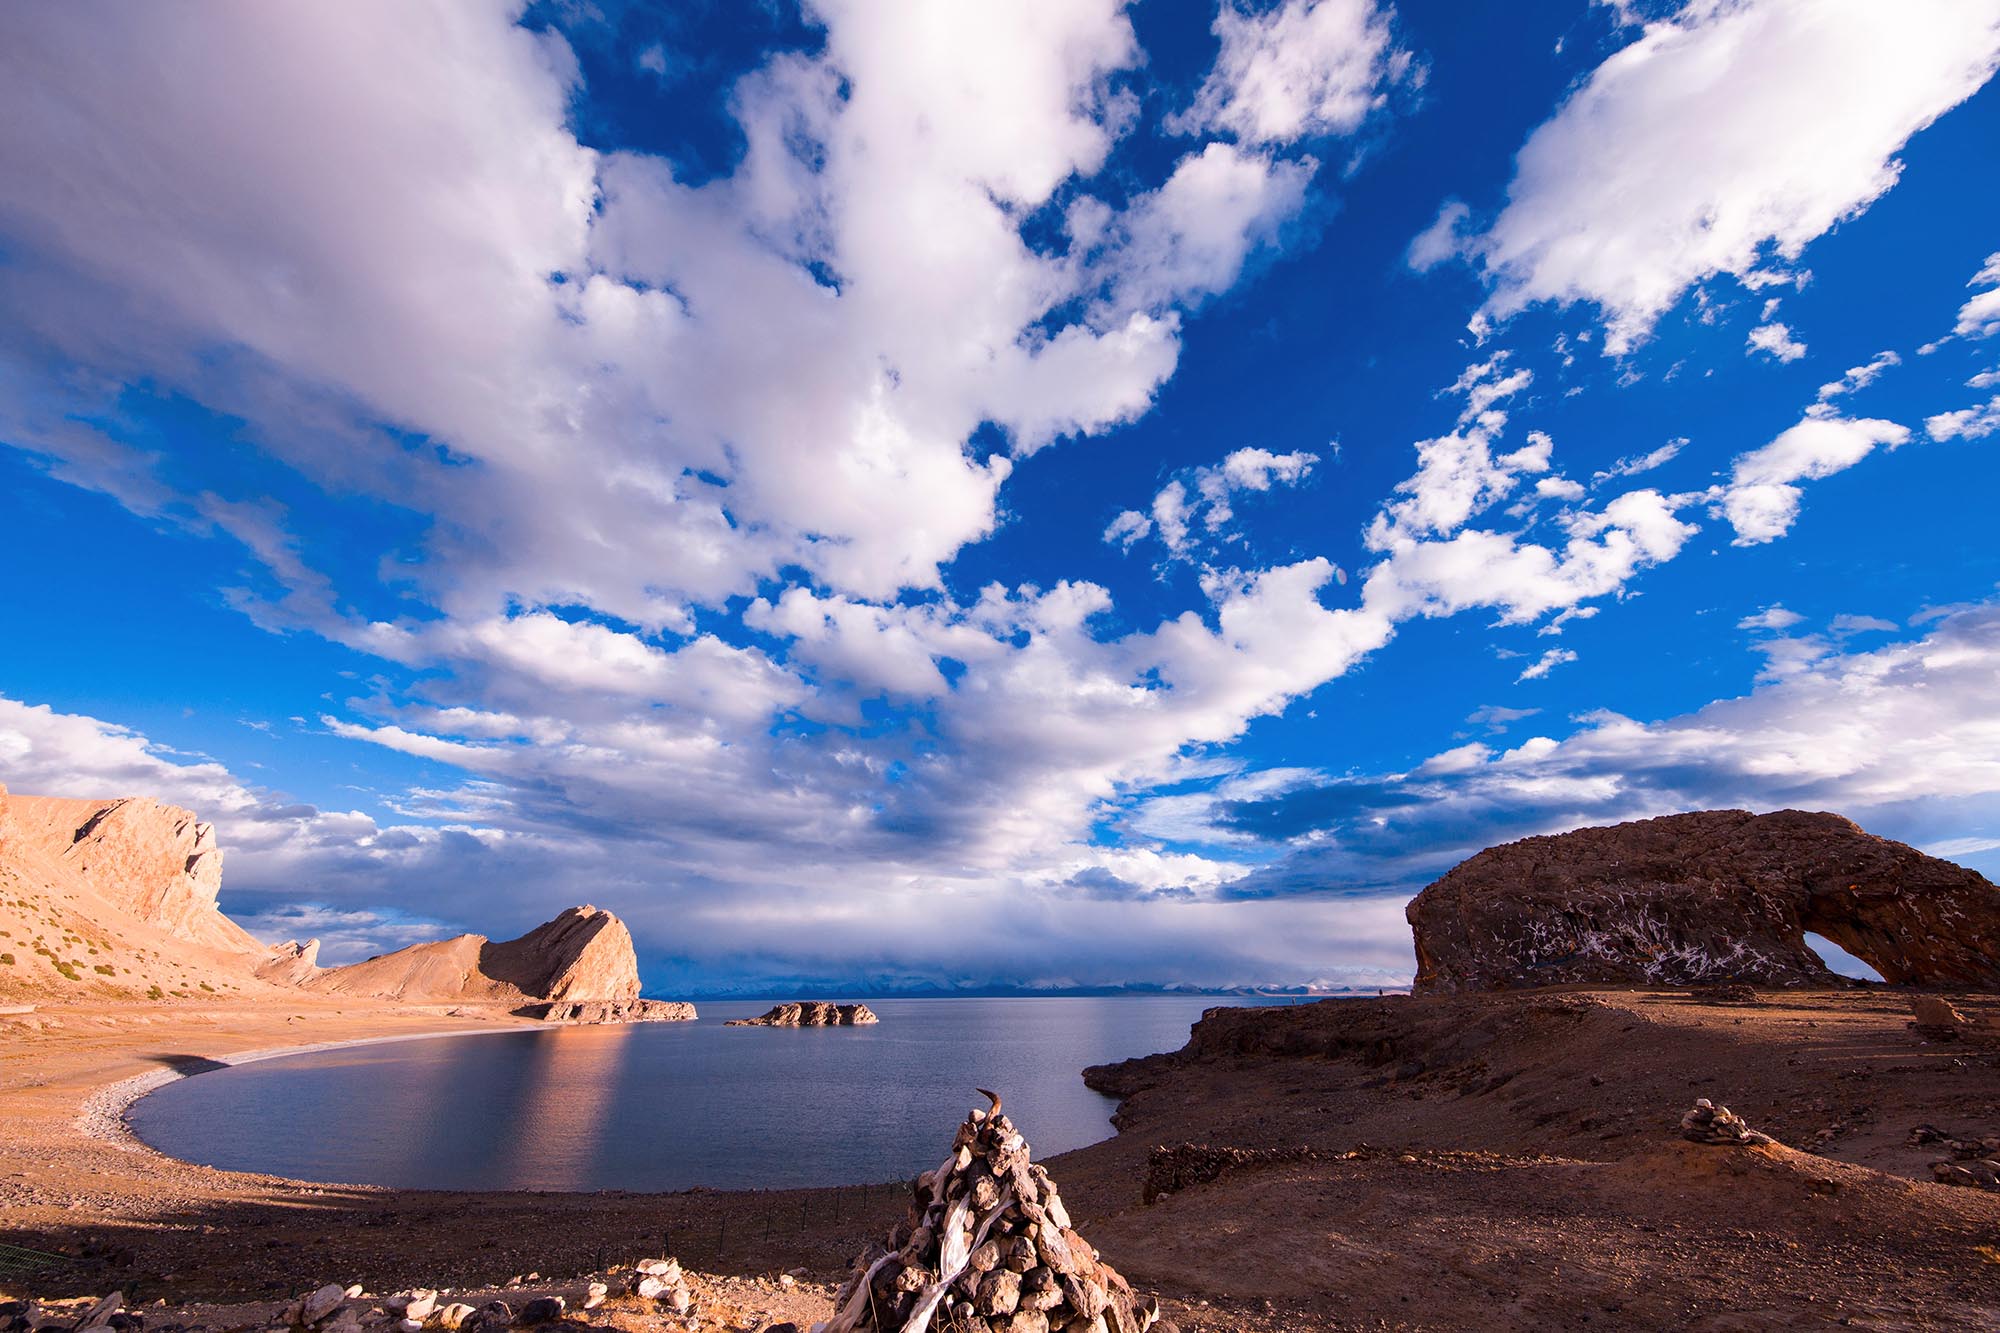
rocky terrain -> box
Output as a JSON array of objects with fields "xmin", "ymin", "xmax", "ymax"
[
  {"xmin": 726, "ymin": 1003, "xmax": 879, "ymax": 1028},
  {"xmin": 0, "ymin": 784, "xmax": 688, "ymax": 1024},
  {"xmin": 0, "ymin": 782, "xmax": 273, "ymax": 1002},
  {"xmin": 9, "ymin": 803, "xmax": 2000, "ymax": 1328},
  {"xmin": 1406, "ymin": 808, "xmax": 2000, "ymax": 992}
]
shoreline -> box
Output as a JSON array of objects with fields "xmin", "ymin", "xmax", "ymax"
[
  {"xmin": 78, "ymin": 1023, "xmax": 543, "ymax": 1154},
  {"xmin": 11, "ymin": 988, "xmax": 2000, "ymax": 1331}
]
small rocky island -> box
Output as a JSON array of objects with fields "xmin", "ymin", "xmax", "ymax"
[{"xmin": 725, "ymin": 1001, "xmax": 879, "ymax": 1027}]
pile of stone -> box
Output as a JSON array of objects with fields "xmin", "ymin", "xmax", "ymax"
[
  {"xmin": 1680, "ymin": 1098, "xmax": 1774, "ymax": 1146},
  {"xmin": 816, "ymin": 1091, "xmax": 1160, "ymax": 1333},
  {"xmin": 1141, "ymin": 1143, "xmax": 1317, "ymax": 1205},
  {"xmin": 628, "ymin": 1258, "xmax": 695, "ymax": 1316}
]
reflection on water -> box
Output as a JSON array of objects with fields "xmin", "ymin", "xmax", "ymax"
[{"xmin": 128, "ymin": 996, "xmax": 1287, "ymax": 1191}]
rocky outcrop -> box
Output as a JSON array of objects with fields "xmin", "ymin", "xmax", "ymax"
[
  {"xmin": 1407, "ymin": 809, "xmax": 2000, "ymax": 994},
  {"xmin": 257, "ymin": 938, "xmax": 322, "ymax": 986},
  {"xmin": 308, "ymin": 905, "xmax": 692, "ymax": 1022},
  {"xmin": 520, "ymin": 998, "xmax": 698, "ymax": 1024},
  {"xmin": 725, "ymin": 1001, "xmax": 879, "ymax": 1027},
  {"xmin": 0, "ymin": 784, "xmax": 261, "ymax": 956}
]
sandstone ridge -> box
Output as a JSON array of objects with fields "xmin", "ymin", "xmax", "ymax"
[
  {"xmin": 1406, "ymin": 808, "xmax": 2000, "ymax": 994},
  {"xmin": 306, "ymin": 905, "xmax": 694, "ymax": 1021},
  {"xmin": 0, "ymin": 783, "xmax": 689, "ymax": 1022}
]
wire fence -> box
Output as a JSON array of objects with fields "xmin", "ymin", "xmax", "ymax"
[{"xmin": 0, "ymin": 1241, "xmax": 74, "ymax": 1285}]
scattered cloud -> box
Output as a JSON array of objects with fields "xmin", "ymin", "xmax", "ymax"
[
  {"xmin": 1953, "ymin": 252, "xmax": 2000, "ymax": 339},
  {"xmin": 1516, "ymin": 647, "xmax": 1577, "ymax": 681},
  {"xmin": 1737, "ymin": 605, "xmax": 1804, "ymax": 631},
  {"xmin": 1811, "ymin": 349, "xmax": 1901, "ymax": 413},
  {"xmin": 1106, "ymin": 446, "xmax": 1321, "ymax": 558}
]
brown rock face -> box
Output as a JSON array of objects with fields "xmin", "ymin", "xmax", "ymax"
[
  {"xmin": 724, "ymin": 1001, "xmax": 880, "ymax": 1027},
  {"xmin": 308, "ymin": 905, "xmax": 689, "ymax": 1021},
  {"xmin": 0, "ymin": 785, "xmax": 261, "ymax": 956},
  {"xmin": 1406, "ymin": 809, "xmax": 2000, "ymax": 994}
]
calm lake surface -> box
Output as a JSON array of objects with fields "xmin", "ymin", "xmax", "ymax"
[{"xmin": 128, "ymin": 996, "xmax": 1293, "ymax": 1191}]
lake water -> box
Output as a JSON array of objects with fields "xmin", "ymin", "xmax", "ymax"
[{"xmin": 128, "ymin": 996, "xmax": 1291, "ymax": 1192}]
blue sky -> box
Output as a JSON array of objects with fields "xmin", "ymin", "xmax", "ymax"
[{"xmin": 2, "ymin": 0, "xmax": 1998, "ymax": 994}]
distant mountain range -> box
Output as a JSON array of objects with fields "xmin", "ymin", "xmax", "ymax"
[{"xmin": 660, "ymin": 978, "xmax": 1410, "ymax": 1002}]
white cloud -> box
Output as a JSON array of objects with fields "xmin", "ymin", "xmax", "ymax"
[
  {"xmin": 1108, "ymin": 445, "xmax": 1320, "ymax": 558},
  {"xmin": 1811, "ymin": 349, "xmax": 1900, "ymax": 413},
  {"xmin": 1592, "ymin": 440, "xmax": 1683, "ymax": 484},
  {"xmin": 1218, "ymin": 602, "xmax": 2000, "ymax": 896},
  {"xmin": 1421, "ymin": 0, "xmax": 2000, "ymax": 352},
  {"xmin": 0, "ymin": 0, "xmax": 1327, "ymax": 637},
  {"xmin": 1738, "ymin": 605, "xmax": 1804, "ymax": 631},
  {"xmin": 1718, "ymin": 414, "xmax": 1911, "ymax": 544},
  {"xmin": 1954, "ymin": 252, "xmax": 2000, "ymax": 339},
  {"xmin": 1746, "ymin": 321, "xmax": 1808, "ymax": 362},
  {"xmin": 1170, "ymin": 0, "xmax": 1417, "ymax": 144},
  {"xmin": 1517, "ymin": 647, "xmax": 1578, "ymax": 681},
  {"xmin": 1926, "ymin": 394, "xmax": 2000, "ymax": 442}
]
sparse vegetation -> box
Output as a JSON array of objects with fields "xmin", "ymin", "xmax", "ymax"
[
  {"xmin": 93, "ymin": 963, "xmax": 115, "ymax": 976},
  {"xmin": 0, "ymin": 953, "xmax": 14, "ymax": 966}
]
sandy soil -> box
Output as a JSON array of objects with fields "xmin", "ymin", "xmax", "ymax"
[{"xmin": 6, "ymin": 988, "xmax": 2000, "ymax": 1331}]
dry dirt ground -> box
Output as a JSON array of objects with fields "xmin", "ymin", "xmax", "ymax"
[{"xmin": 6, "ymin": 989, "xmax": 2000, "ymax": 1331}]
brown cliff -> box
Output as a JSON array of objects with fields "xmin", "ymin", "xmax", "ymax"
[
  {"xmin": 1406, "ymin": 808, "xmax": 2000, "ymax": 994},
  {"xmin": 0, "ymin": 782, "xmax": 688, "ymax": 1021},
  {"xmin": 1, "ymin": 785, "xmax": 261, "ymax": 956},
  {"xmin": 306, "ymin": 904, "xmax": 693, "ymax": 1021}
]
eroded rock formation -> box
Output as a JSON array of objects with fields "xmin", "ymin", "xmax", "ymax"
[
  {"xmin": 726, "ymin": 1001, "xmax": 879, "ymax": 1027},
  {"xmin": 0, "ymin": 783, "xmax": 261, "ymax": 956},
  {"xmin": 1407, "ymin": 809, "xmax": 2000, "ymax": 993},
  {"xmin": 308, "ymin": 905, "xmax": 693, "ymax": 1021}
]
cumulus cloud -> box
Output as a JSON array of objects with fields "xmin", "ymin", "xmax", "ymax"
[
  {"xmin": 1170, "ymin": 0, "xmax": 1418, "ymax": 144},
  {"xmin": 1717, "ymin": 414, "xmax": 1911, "ymax": 545},
  {"xmin": 1417, "ymin": 0, "xmax": 2000, "ymax": 352}
]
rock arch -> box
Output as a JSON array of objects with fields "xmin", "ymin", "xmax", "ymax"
[{"xmin": 1406, "ymin": 809, "xmax": 2000, "ymax": 994}]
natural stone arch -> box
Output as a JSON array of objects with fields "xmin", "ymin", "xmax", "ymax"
[{"xmin": 1406, "ymin": 809, "xmax": 2000, "ymax": 994}]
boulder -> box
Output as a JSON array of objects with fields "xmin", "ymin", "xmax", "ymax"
[
  {"xmin": 725, "ymin": 1002, "xmax": 879, "ymax": 1027},
  {"xmin": 1406, "ymin": 809, "xmax": 2000, "ymax": 993}
]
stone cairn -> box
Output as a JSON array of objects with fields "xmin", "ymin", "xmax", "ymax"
[
  {"xmin": 815, "ymin": 1091, "xmax": 1159, "ymax": 1333},
  {"xmin": 1680, "ymin": 1098, "xmax": 1774, "ymax": 1146}
]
